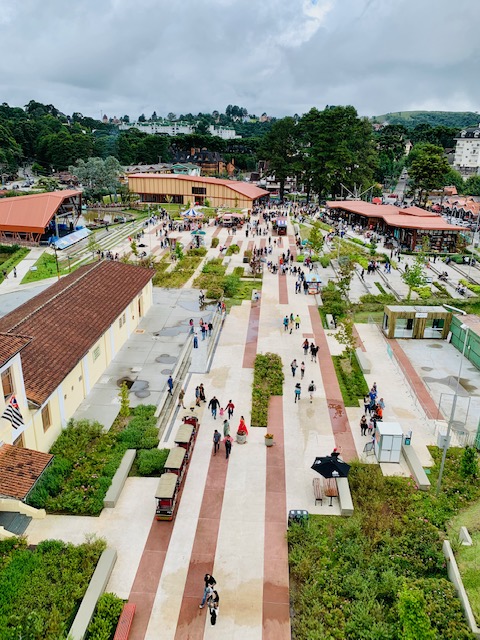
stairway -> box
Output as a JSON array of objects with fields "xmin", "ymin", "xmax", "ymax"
[{"xmin": 0, "ymin": 512, "xmax": 32, "ymax": 535}]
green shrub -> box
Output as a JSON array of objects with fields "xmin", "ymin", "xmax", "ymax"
[
  {"xmin": 297, "ymin": 255, "xmax": 305, "ymax": 262},
  {"xmin": 432, "ymin": 281, "xmax": 449, "ymax": 296},
  {"xmin": 187, "ymin": 246, "xmax": 207, "ymax": 256},
  {"xmin": 137, "ymin": 448, "xmax": 170, "ymax": 476},
  {"xmin": 202, "ymin": 258, "xmax": 226, "ymax": 276},
  {"xmin": 86, "ymin": 593, "xmax": 124, "ymax": 640},
  {"xmin": 211, "ymin": 237, "xmax": 219, "ymax": 248},
  {"xmin": 243, "ymin": 249, "xmax": 252, "ymax": 259},
  {"xmin": 206, "ymin": 284, "xmax": 224, "ymax": 299},
  {"xmin": 251, "ymin": 353, "xmax": 284, "ymax": 426},
  {"xmin": 225, "ymin": 243, "xmax": 240, "ymax": 255},
  {"xmin": 232, "ymin": 266, "xmax": 244, "ymax": 277},
  {"xmin": 413, "ymin": 286, "xmax": 432, "ymax": 299},
  {"xmin": 222, "ymin": 274, "xmax": 241, "ymax": 297},
  {"xmin": 319, "ymin": 256, "xmax": 330, "ymax": 268},
  {"xmin": 332, "ymin": 354, "xmax": 369, "ymax": 407}
]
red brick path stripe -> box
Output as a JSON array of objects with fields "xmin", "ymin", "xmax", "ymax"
[
  {"xmin": 288, "ymin": 234, "xmax": 297, "ymax": 258},
  {"xmin": 224, "ymin": 235, "xmax": 233, "ymax": 247},
  {"xmin": 278, "ymin": 274, "xmax": 288, "ymax": 305},
  {"xmin": 308, "ymin": 307, "xmax": 357, "ymax": 461},
  {"xmin": 263, "ymin": 396, "xmax": 291, "ymax": 640},
  {"xmin": 174, "ymin": 454, "xmax": 229, "ymax": 639},
  {"xmin": 128, "ymin": 519, "xmax": 175, "ymax": 639},
  {"xmin": 247, "ymin": 240, "xmax": 255, "ymax": 252},
  {"xmin": 212, "ymin": 226, "xmax": 222, "ymax": 238},
  {"xmin": 388, "ymin": 339, "xmax": 443, "ymax": 419},
  {"xmin": 243, "ymin": 301, "xmax": 261, "ymax": 368}
]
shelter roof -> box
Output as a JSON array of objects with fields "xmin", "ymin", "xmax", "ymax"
[
  {"xmin": 0, "ymin": 444, "xmax": 53, "ymax": 500},
  {"xmin": 0, "ymin": 333, "xmax": 32, "ymax": 368},
  {"xmin": 0, "ymin": 190, "xmax": 81, "ymax": 234},
  {"xmin": 129, "ymin": 173, "xmax": 269, "ymax": 200},
  {"xmin": 0, "ymin": 261, "xmax": 154, "ymax": 406}
]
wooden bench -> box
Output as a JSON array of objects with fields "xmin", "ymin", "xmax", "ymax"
[
  {"xmin": 113, "ymin": 603, "xmax": 136, "ymax": 640},
  {"xmin": 324, "ymin": 478, "xmax": 339, "ymax": 506},
  {"xmin": 312, "ymin": 478, "xmax": 324, "ymax": 505}
]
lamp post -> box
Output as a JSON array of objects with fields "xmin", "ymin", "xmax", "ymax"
[
  {"xmin": 52, "ymin": 245, "xmax": 60, "ymax": 281},
  {"xmin": 436, "ymin": 322, "xmax": 470, "ymax": 495},
  {"xmin": 467, "ymin": 214, "xmax": 480, "ymax": 281}
]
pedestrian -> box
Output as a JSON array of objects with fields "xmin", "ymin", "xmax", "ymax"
[
  {"xmin": 213, "ymin": 429, "xmax": 221, "ymax": 455},
  {"xmin": 300, "ymin": 361, "xmax": 305, "ymax": 379},
  {"xmin": 226, "ymin": 399, "xmax": 235, "ymax": 418},
  {"xmin": 201, "ymin": 323, "xmax": 207, "ymax": 340},
  {"xmin": 368, "ymin": 417, "xmax": 374, "ymax": 435},
  {"xmin": 199, "ymin": 574, "xmax": 216, "ymax": 608},
  {"xmin": 208, "ymin": 321, "xmax": 213, "ymax": 337},
  {"xmin": 209, "ymin": 590, "xmax": 220, "ymax": 625},
  {"xmin": 378, "ymin": 397, "xmax": 385, "ymax": 410},
  {"xmin": 195, "ymin": 386, "xmax": 201, "ymax": 407},
  {"xmin": 223, "ymin": 419, "xmax": 230, "ymax": 437},
  {"xmin": 219, "ymin": 406, "xmax": 225, "ymax": 418},
  {"xmin": 189, "ymin": 318, "xmax": 194, "ymax": 333},
  {"xmin": 291, "ymin": 359, "xmax": 298, "ymax": 377},
  {"xmin": 363, "ymin": 396, "xmax": 371, "ymax": 414},
  {"xmin": 193, "ymin": 332, "xmax": 198, "ymax": 349},
  {"xmin": 167, "ymin": 375, "xmax": 173, "ymax": 395},
  {"xmin": 208, "ymin": 396, "xmax": 220, "ymax": 419},
  {"xmin": 360, "ymin": 415, "xmax": 368, "ymax": 436},
  {"xmin": 225, "ymin": 436, "xmax": 232, "ymax": 459},
  {"xmin": 2, "ymin": 269, "xmax": 7, "ymax": 279},
  {"xmin": 237, "ymin": 416, "xmax": 248, "ymax": 435},
  {"xmin": 303, "ymin": 338, "xmax": 309, "ymax": 356},
  {"xmin": 283, "ymin": 315, "xmax": 289, "ymax": 332},
  {"xmin": 308, "ymin": 380, "xmax": 316, "ymax": 403},
  {"xmin": 178, "ymin": 388, "xmax": 186, "ymax": 409},
  {"xmin": 295, "ymin": 314, "xmax": 301, "ymax": 329},
  {"xmin": 294, "ymin": 382, "xmax": 301, "ymax": 403},
  {"xmin": 13, "ymin": 267, "xmax": 17, "ymax": 278},
  {"xmin": 199, "ymin": 384, "xmax": 206, "ymax": 403}
]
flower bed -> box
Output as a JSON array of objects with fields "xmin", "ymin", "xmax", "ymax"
[
  {"xmin": 251, "ymin": 353, "xmax": 284, "ymax": 427},
  {"xmin": 0, "ymin": 536, "xmax": 105, "ymax": 640},
  {"xmin": 27, "ymin": 405, "xmax": 167, "ymax": 515},
  {"xmin": 289, "ymin": 450, "xmax": 480, "ymax": 640},
  {"xmin": 332, "ymin": 353, "xmax": 369, "ymax": 407}
]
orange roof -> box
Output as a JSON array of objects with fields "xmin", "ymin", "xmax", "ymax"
[
  {"xmin": 129, "ymin": 173, "xmax": 269, "ymax": 201},
  {"xmin": 0, "ymin": 444, "xmax": 53, "ymax": 500},
  {"xmin": 0, "ymin": 333, "xmax": 32, "ymax": 368},
  {"xmin": 327, "ymin": 201, "xmax": 459, "ymax": 231},
  {"xmin": 0, "ymin": 190, "xmax": 81, "ymax": 233}
]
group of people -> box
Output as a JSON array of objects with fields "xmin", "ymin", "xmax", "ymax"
[
  {"xmin": 359, "ymin": 383, "xmax": 385, "ymax": 437},
  {"xmin": 283, "ymin": 313, "xmax": 301, "ymax": 333},
  {"xmin": 199, "ymin": 573, "xmax": 220, "ymax": 625},
  {"xmin": 290, "ymin": 338, "xmax": 320, "ymax": 403}
]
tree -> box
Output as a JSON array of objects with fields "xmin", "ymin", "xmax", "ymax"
[
  {"xmin": 87, "ymin": 232, "xmax": 100, "ymax": 258},
  {"xmin": 37, "ymin": 176, "xmax": 60, "ymax": 192},
  {"xmin": 151, "ymin": 111, "xmax": 158, "ymax": 122},
  {"xmin": 122, "ymin": 114, "xmax": 130, "ymax": 123},
  {"xmin": 167, "ymin": 112, "xmax": 176, "ymax": 122},
  {"xmin": 333, "ymin": 314, "xmax": 357, "ymax": 359},
  {"xmin": 308, "ymin": 222, "xmax": 324, "ymax": 254},
  {"xmin": 408, "ymin": 144, "xmax": 450, "ymax": 206},
  {"xmin": 464, "ymin": 175, "xmax": 480, "ymax": 196},
  {"xmin": 337, "ymin": 255, "xmax": 355, "ymax": 301},
  {"xmin": 402, "ymin": 259, "xmax": 426, "ymax": 301},
  {"xmin": 119, "ymin": 382, "xmax": 130, "ymax": 417},
  {"xmin": 460, "ymin": 446, "xmax": 478, "ymax": 478},
  {"xmin": 259, "ymin": 117, "xmax": 299, "ymax": 200},
  {"xmin": 442, "ymin": 167, "xmax": 464, "ymax": 194},
  {"xmin": 138, "ymin": 113, "xmax": 146, "ymax": 122},
  {"xmin": 69, "ymin": 156, "xmax": 121, "ymax": 200}
]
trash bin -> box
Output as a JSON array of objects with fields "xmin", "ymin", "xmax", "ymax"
[
  {"xmin": 404, "ymin": 436, "xmax": 411, "ymax": 446},
  {"xmin": 288, "ymin": 510, "xmax": 309, "ymax": 525}
]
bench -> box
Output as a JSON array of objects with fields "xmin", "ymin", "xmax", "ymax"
[
  {"xmin": 336, "ymin": 477, "xmax": 354, "ymax": 516},
  {"xmin": 326, "ymin": 313, "xmax": 336, "ymax": 329},
  {"xmin": 312, "ymin": 478, "xmax": 324, "ymax": 505},
  {"xmin": 104, "ymin": 449, "xmax": 136, "ymax": 508},
  {"xmin": 324, "ymin": 478, "xmax": 339, "ymax": 506},
  {"xmin": 113, "ymin": 603, "xmax": 136, "ymax": 640},
  {"xmin": 401, "ymin": 443, "xmax": 431, "ymax": 491},
  {"xmin": 355, "ymin": 347, "xmax": 371, "ymax": 374}
]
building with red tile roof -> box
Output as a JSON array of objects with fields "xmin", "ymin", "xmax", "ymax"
[
  {"xmin": 0, "ymin": 444, "xmax": 53, "ymax": 500},
  {"xmin": 128, "ymin": 173, "xmax": 269, "ymax": 210},
  {"xmin": 0, "ymin": 260, "xmax": 154, "ymax": 453},
  {"xmin": 327, "ymin": 200, "xmax": 462, "ymax": 252}
]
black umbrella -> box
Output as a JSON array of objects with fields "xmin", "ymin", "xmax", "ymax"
[{"xmin": 311, "ymin": 456, "xmax": 351, "ymax": 478}]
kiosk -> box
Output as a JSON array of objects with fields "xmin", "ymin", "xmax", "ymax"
[{"xmin": 374, "ymin": 422, "xmax": 403, "ymax": 463}]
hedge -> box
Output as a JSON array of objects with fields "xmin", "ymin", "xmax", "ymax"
[{"xmin": 251, "ymin": 353, "xmax": 284, "ymax": 426}]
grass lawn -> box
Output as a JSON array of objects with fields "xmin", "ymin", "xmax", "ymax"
[
  {"xmin": 21, "ymin": 252, "xmax": 71, "ymax": 283},
  {"xmin": 332, "ymin": 353, "xmax": 369, "ymax": 406},
  {"xmin": 0, "ymin": 246, "xmax": 30, "ymax": 282},
  {"xmin": 353, "ymin": 310, "xmax": 384, "ymax": 324}
]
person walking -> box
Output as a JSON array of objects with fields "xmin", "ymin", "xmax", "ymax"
[
  {"xmin": 360, "ymin": 415, "xmax": 368, "ymax": 436},
  {"xmin": 208, "ymin": 321, "xmax": 213, "ymax": 337},
  {"xmin": 167, "ymin": 375, "xmax": 174, "ymax": 395},
  {"xmin": 226, "ymin": 400, "xmax": 235, "ymax": 419},
  {"xmin": 291, "ymin": 359, "xmax": 298, "ymax": 377},
  {"xmin": 295, "ymin": 314, "xmax": 301, "ymax": 329},
  {"xmin": 223, "ymin": 419, "xmax": 230, "ymax": 437},
  {"xmin": 302, "ymin": 338, "xmax": 309, "ymax": 356},
  {"xmin": 178, "ymin": 388, "xmax": 186, "ymax": 409},
  {"xmin": 13, "ymin": 266, "xmax": 17, "ymax": 278},
  {"xmin": 213, "ymin": 429, "xmax": 221, "ymax": 455},
  {"xmin": 201, "ymin": 323, "xmax": 207, "ymax": 341},
  {"xmin": 300, "ymin": 361, "xmax": 305, "ymax": 379},
  {"xmin": 209, "ymin": 590, "xmax": 220, "ymax": 625},
  {"xmin": 208, "ymin": 396, "xmax": 220, "ymax": 419},
  {"xmin": 312, "ymin": 345, "xmax": 319, "ymax": 362},
  {"xmin": 199, "ymin": 574, "xmax": 216, "ymax": 608},
  {"xmin": 199, "ymin": 384, "xmax": 206, "ymax": 403},
  {"xmin": 193, "ymin": 332, "xmax": 199, "ymax": 349},
  {"xmin": 308, "ymin": 380, "xmax": 316, "ymax": 403},
  {"xmin": 294, "ymin": 382, "xmax": 301, "ymax": 403},
  {"xmin": 225, "ymin": 436, "xmax": 232, "ymax": 459},
  {"xmin": 283, "ymin": 315, "xmax": 289, "ymax": 332},
  {"xmin": 195, "ymin": 386, "xmax": 201, "ymax": 407},
  {"xmin": 363, "ymin": 396, "xmax": 371, "ymax": 414}
]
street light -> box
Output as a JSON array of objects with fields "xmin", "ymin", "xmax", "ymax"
[
  {"xmin": 436, "ymin": 322, "xmax": 470, "ymax": 495},
  {"xmin": 466, "ymin": 214, "xmax": 480, "ymax": 281}
]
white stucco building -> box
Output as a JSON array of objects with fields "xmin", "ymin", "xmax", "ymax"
[
  {"xmin": 118, "ymin": 121, "xmax": 240, "ymax": 139},
  {"xmin": 453, "ymin": 125, "xmax": 480, "ymax": 176}
]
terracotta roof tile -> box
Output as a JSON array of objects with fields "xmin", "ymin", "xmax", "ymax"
[
  {"xmin": 0, "ymin": 333, "xmax": 32, "ymax": 368},
  {"xmin": 0, "ymin": 261, "xmax": 154, "ymax": 406},
  {"xmin": 0, "ymin": 444, "xmax": 53, "ymax": 500},
  {"xmin": 0, "ymin": 190, "xmax": 81, "ymax": 233}
]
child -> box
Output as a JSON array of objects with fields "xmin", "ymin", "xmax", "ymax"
[{"xmin": 219, "ymin": 407, "xmax": 225, "ymax": 418}]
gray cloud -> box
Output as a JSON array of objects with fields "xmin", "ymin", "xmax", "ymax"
[{"xmin": 0, "ymin": 0, "xmax": 478, "ymax": 119}]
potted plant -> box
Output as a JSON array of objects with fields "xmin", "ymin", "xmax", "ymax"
[
  {"xmin": 264, "ymin": 433, "xmax": 274, "ymax": 447},
  {"xmin": 236, "ymin": 427, "xmax": 247, "ymax": 444}
]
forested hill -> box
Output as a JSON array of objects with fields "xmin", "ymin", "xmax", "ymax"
[{"xmin": 372, "ymin": 111, "xmax": 479, "ymax": 129}]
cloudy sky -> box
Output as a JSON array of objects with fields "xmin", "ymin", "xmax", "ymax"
[{"xmin": 0, "ymin": 0, "xmax": 478, "ymax": 120}]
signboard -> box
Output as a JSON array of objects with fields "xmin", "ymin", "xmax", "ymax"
[{"xmin": 415, "ymin": 312, "xmax": 428, "ymax": 318}]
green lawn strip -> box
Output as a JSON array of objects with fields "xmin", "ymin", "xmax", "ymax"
[
  {"xmin": 0, "ymin": 245, "xmax": 30, "ymax": 283},
  {"xmin": 288, "ymin": 449, "xmax": 480, "ymax": 640},
  {"xmin": 27, "ymin": 405, "xmax": 169, "ymax": 515},
  {"xmin": 0, "ymin": 536, "xmax": 105, "ymax": 639},
  {"xmin": 21, "ymin": 252, "xmax": 71, "ymax": 283},
  {"xmin": 86, "ymin": 592, "xmax": 124, "ymax": 639},
  {"xmin": 152, "ymin": 248, "xmax": 205, "ymax": 288},
  {"xmin": 332, "ymin": 353, "xmax": 369, "ymax": 407},
  {"xmin": 251, "ymin": 353, "xmax": 284, "ymax": 427},
  {"xmin": 374, "ymin": 281, "xmax": 387, "ymax": 295}
]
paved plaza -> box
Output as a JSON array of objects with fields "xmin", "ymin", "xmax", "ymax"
[{"xmin": 4, "ymin": 212, "xmax": 475, "ymax": 638}]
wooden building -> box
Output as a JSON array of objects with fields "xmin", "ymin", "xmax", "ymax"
[{"xmin": 382, "ymin": 305, "xmax": 452, "ymax": 340}]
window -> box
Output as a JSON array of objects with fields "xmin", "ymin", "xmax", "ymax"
[
  {"xmin": 42, "ymin": 404, "xmax": 52, "ymax": 432},
  {"xmin": 119, "ymin": 312, "xmax": 126, "ymax": 329},
  {"xmin": 192, "ymin": 187, "xmax": 206, "ymax": 195},
  {"xmin": 93, "ymin": 345, "xmax": 101, "ymax": 361},
  {"xmin": 1, "ymin": 367, "xmax": 14, "ymax": 399}
]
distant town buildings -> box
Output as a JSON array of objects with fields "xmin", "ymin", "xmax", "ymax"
[
  {"xmin": 118, "ymin": 121, "xmax": 240, "ymax": 140},
  {"xmin": 454, "ymin": 124, "xmax": 480, "ymax": 176}
]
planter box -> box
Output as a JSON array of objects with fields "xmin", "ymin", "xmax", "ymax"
[
  {"xmin": 265, "ymin": 437, "xmax": 274, "ymax": 447},
  {"xmin": 236, "ymin": 433, "xmax": 247, "ymax": 444}
]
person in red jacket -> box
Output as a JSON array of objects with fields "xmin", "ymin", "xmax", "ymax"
[{"xmin": 226, "ymin": 400, "xmax": 235, "ymax": 419}]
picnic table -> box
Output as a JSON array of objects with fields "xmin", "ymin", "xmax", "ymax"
[{"xmin": 324, "ymin": 478, "xmax": 339, "ymax": 506}]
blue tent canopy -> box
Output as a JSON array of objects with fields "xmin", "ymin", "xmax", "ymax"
[{"xmin": 182, "ymin": 208, "xmax": 203, "ymax": 218}]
